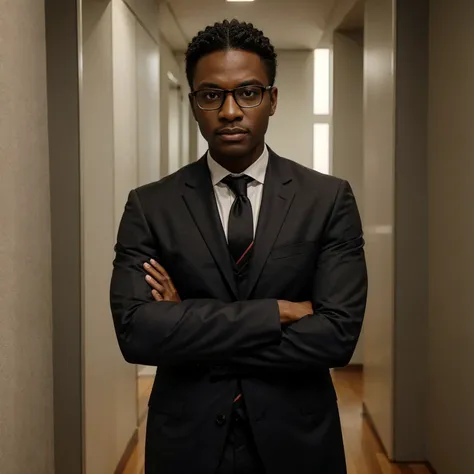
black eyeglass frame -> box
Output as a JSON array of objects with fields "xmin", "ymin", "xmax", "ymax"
[{"xmin": 189, "ymin": 85, "xmax": 274, "ymax": 111}]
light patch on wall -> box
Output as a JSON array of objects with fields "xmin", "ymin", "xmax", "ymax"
[
  {"xmin": 147, "ymin": 53, "xmax": 159, "ymax": 88},
  {"xmin": 313, "ymin": 123, "xmax": 330, "ymax": 174},
  {"xmin": 314, "ymin": 48, "xmax": 331, "ymax": 115},
  {"xmin": 167, "ymin": 71, "xmax": 179, "ymax": 84},
  {"xmin": 197, "ymin": 129, "xmax": 208, "ymax": 159}
]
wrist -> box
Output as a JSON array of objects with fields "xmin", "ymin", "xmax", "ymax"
[{"xmin": 277, "ymin": 300, "xmax": 294, "ymax": 323}]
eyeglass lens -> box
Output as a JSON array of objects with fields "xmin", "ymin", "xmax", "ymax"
[{"xmin": 196, "ymin": 86, "xmax": 263, "ymax": 109}]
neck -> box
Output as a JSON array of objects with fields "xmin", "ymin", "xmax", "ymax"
[{"xmin": 210, "ymin": 142, "xmax": 265, "ymax": 174}]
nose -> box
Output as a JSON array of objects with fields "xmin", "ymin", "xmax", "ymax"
[{"xmin": 218, "ymin": 92, "xmax": 244, "ymax": 122}]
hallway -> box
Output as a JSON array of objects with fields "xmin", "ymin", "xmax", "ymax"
[
  {"xmin": 123, "ymin": 369, "xmax": 431, "ymax": 474},
  {"xmin": 3, "ymin": 1, "xmax": 474, "ymax": 473}
]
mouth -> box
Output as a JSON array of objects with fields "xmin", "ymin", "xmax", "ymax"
[{"xmin": 216, "ymin": 128, "xmax": 249, "ymax": 143}]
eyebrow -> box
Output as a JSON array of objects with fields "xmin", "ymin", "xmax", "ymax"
[{"xmin": 196, "ymin": 79, "xmax": 265, "ymax": 90}]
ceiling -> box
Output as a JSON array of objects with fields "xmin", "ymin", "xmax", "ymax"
[{"xmin": 158, "ymin": 0, "xmax": 340, "ymax": 52}]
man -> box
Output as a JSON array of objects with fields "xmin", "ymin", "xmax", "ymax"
[{"xmin": 110, "ymin": 19, "xmax": 367, "ymax": 474}]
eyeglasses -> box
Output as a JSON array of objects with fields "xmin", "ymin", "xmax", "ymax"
[{"xmin": 190, "ymin": 85, "xmax": 273, "ymax": 111}]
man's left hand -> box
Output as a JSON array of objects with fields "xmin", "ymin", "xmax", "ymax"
[{"xmin": 144, "ymin": 260, "xmax": 181, "ymax": 302}]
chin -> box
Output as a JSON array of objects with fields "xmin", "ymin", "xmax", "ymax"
[{"xmin": 212, "ymin": 142, "xmax": 251, "ymax": 158}]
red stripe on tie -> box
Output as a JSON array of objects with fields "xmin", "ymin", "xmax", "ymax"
[
  {"xmin": 233, "ymin": 393, "xmax": 242, "ymax": 403},
  {"xmin": 236, "ymin": 241, "xmax": 254, "ymax": 266}
]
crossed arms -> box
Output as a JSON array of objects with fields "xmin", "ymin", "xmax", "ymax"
[{"xmin": 110, "ymin": 180, "xmax": 367, "ymax": 373}]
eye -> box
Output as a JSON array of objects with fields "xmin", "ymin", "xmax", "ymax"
[
  {"xmin": 206, "ymin": 91, "xmax": 220, "ymax": 100},
  {"xmin": 199, "ymin": 90, "xmax": 223, "ymax": 102},
  {"xmin": 242, "ymin": 88, "xmax": 257, "ymax": 97}
]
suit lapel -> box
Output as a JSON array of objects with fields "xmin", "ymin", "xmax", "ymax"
[
  {"xmin": 243, "ymin": 151, "xmax": 296, "ymax": 299},
  {"xmin": 181, "ymin": 156, "xmax": 239, "ymax": 299}
]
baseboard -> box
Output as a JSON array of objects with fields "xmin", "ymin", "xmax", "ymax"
[
  {"xmin": 115, "ymin": 428, "xmax": 139, "ymax": 474},
  {"xmin": 362, "ymin": 403, "xmax": 437, "ymax": 472},
  {"xmin": 362, "ymin": 402, "xmax": 390, "ymax": 458}
]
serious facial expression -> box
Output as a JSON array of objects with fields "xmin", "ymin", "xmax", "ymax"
[{"xmin": 190, "ymin": 49, "xmax": 278, "ymax": 164}]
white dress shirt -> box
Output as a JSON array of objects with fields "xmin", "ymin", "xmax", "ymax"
[{"xmin": 207, "ymin": 146, "xmax": 269, "ymax": 240}]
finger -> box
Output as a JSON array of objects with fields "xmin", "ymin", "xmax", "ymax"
[
  {"xmin": 149, "ymin": 260, "xmax": 178, "ymax": 298},
  {"xmin": 145, "ymin": 275, "xmax": 165, "ymax": 293},
  {"xmin": 150, "ymin": 259, "xmax": 170, "ymax": 279},
  {"xmin": 163, "ymin": 276, "xmax": 175, "ymax": 295},
  {"xmin": 149, "ymin": 260, "xmax": 176, "ymax": 295},
  {"xmin": 152, "ymin": 290, "xmax": 163, "ymax": 301},
  {"xmin": 143, "ymin": 262, "xmax": 165, "ymax": 282},
  {"xmin": 156, "ymin": 288, "xmax": 174, "ymax": 302}
]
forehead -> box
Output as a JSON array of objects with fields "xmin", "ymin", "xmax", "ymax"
[{"xmin": 193, "ymin": 49, "xmax": 268, "ymax": 89}]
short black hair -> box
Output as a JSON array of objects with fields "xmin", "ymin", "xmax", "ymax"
[{"xmin": 185, "ymin": 19, "xmax": 278, "ymax": 90}]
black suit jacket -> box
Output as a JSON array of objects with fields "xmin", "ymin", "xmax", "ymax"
[{"xmin": 110, "ymin": 149, "xmax": 368, "ymax": 474}]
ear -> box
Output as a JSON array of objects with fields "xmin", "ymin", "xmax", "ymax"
[
  {"xmin": 189, "ymin": 93, "xmax": 198, "ymax": 121},
  {"xmin": 269, "ymin": 87, "xmax": 278, "ymax": 116}
]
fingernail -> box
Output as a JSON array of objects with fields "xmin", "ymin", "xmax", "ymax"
[
  {"xmin": 150, "ymin": 259, "xmax": 156, "ymax": 265},
  {"xmin": 146, "ymin": 275, "xmax": 151, "ymax": 281},
  {"xmin": 144, "ymin": 263, "xmax": 150, "ymax": 268}
]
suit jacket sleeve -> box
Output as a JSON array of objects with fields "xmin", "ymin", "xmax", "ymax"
[
  {"xmin": 231, "ymin": 180, "xmax": 368, "ymax": 372},
  {"xmin": 110, "ymin": 189, "xmax": 281, "ymax": 367}
]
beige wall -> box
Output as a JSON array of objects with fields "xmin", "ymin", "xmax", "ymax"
[
  {"xmin": 427, "ymin": 0, "xmax": 474, "ymax": 472},
  {"xmin": 266, "ymin": 51, "xmax": 314, "ymax": 168},
  {"xmin": 363, "ymin": 0, "xmax": 429, "ymax": 461},
  {"xmin": 392, "ymin": 0, "xmax": 429, "ymax": 461},
  {"xmin": 175, "ymin": 52, "xmax": 198, "ymax": 164},
  {"xmin": 160, "ymin": 42, "xmax": 193, "ymax": 175},
  {"xmin": 82, "ymin": 3, "xmax": 124, "ymax": 473},
  {"xmin": 136, "ymin": 10, "xmax": 161, "ymax": 186},
  {"xmin": 362, "ymin": 0, "xmax": 396, "ymax": 456},
  {"xmin": 123, "ymin": 0, "xmax": 159, "ymax": 41},
  {"xmin": 332, "ymin": 31, "xmax": 364, "ymax": 364},
  {"xmin": 81, "ymin": 0, "xmax": 160, "ymax": 472},
  {"xmin": 46, "ymin": 0, "xmax": 84, "ymax": 471},
  {"xmin": 160, "ymin": 39, "xmax": 180, "ymax": 176},
  {"xmin": 0, "ymin": 1, "xmax": 54, "ymax": 473},
  {"xmin": 321, "ymin": 0, "xmax": 362, "ymax": 44}
]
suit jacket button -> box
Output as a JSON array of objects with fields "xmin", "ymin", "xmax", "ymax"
[{"xmin": 215, "ymin": 414, "xmax": 227, "ymax": 427}]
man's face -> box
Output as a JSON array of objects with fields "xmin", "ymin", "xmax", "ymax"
[{"xmin": 190, "ymin": 49, "xmax": 278, "ymax": 160}]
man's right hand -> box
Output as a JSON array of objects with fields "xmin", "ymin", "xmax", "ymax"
[{"xmin": 277, "ymin": 300, "xmax": 313, "ymax": 324}]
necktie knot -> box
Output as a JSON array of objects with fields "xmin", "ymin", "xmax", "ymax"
[{"xmin": 222, "ymin": 175, "xmax": 253, "ymax": 197}]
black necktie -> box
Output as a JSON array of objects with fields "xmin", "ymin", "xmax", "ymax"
[
  {"xmin": 222, "ymin": 175, "xmax": 254, "ymax": 272},
  {"xmin": 222, "ymin": 175, "xmax": 254, "ymax": 419}
]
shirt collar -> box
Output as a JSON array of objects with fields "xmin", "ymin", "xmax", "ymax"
[{"xmin": 207, "ymin": 145, "xmax": 269, "ymax": 186}]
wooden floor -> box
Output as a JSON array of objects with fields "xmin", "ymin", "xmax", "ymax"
[
  {"xmin": 123, "ymin": 368, "xmax": 432, "ymax": 474},
  {"xmin": 137, "ymin": 375, "xmax": 155, "ymax": 424}
]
